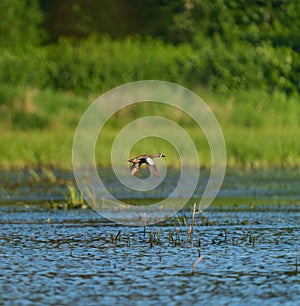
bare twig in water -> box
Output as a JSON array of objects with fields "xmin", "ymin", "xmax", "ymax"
[
  {"xmin": 296, "ymin": 250, "xmax": 298, "ymax": 275},
  {"xmin": 191, "ymin": 202, "xmax": 196, "ymax": 227},
  {"xmin": 115, "ymin": 230, "xmax": 121, "ymax": 242},
  {"xmin": 169, "ymin": 231, "xmax": 174, "ymax": 244},
  {"xmin": 176, "ymin": 215, "xmax": 181, "ymax": 227},
  {"xmin": 149, "ymin": 229, "xmax": 153, "ymax": 247},
  {"xmin": 175, "ymin": 227, "xmax": 180, "ymax": 246},
  {"xmin": 192, "ymin": 256, "xmax": 203, "ymax": 274},
  {"xmin": 110, "ymin": 233, "xmax": 115, "ymax": 244},
  {"xmin": 157, "ymin": 228, "xmax": 161, "ymax": 245},
  {"xmin": 198, "ymin": 238, "xmax": 201, "ymax": 257},
  {"xmin": 195, "ymin": 207, "xmax": 209, "ymax": 220},
  {"xmin": 188, "ymin": 224, "xmax": 193, "ymax": 242},
  {"xmin": 189, "ymin": 203, "xmax": 197, "ymax": 242},
  {"xmin": 143, "ymin": 213, "xmax": 147, "ymax": 237},
  {"xmin": 127, "ymin": 234, "xmax": 130, "ymax": 247}
]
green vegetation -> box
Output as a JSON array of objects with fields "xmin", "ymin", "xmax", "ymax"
[
  {"xmin": 1, "ymin": 1, "xmax": 300, "ymax": 170},
  {"xmin": 0, "ymin": 84, "xmax": 299, "ymax": 169}
]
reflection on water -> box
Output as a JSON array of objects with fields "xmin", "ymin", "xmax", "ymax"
[{"xmin": 1, "ymin": 168, "xmax": 300, "ymax": 204}]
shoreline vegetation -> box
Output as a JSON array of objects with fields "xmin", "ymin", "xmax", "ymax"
[
  {"xmin": 2, "ymin": 0, "xmax": 300, "ymax": 172},
  {"xmin": 1, "ymin": 84, "xmax": 299, "ymax": 171}
]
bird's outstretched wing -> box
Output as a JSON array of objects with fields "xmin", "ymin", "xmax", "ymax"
[
  {"xmin": 130, "ymin": 163, "xmax": 140, "ymax": 176},
  {"xmin": 148, "ymin": 164, "xmax": 159, "ymax": 177},
  {"xmin": 146, "ymin": 157, "xmax": 159, "ymax": 177}
]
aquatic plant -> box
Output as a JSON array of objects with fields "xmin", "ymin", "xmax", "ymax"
[
  {"xmin": 41, "ymin": 167, "xmax": 57, "ymax": 183},
  {"xmin": 28, "ymin": 168, "xmax": 41, "ymax": 183},
  {"xmin": 65, "ymin": 182, "xmax": 86, "ymax": 209}
]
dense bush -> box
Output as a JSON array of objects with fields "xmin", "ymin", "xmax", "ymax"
[
  {"xmin": 45, "ymin": 37, "xmax": 195, "ymax": 94},
  {"xmin": 1, "ymin": 36, "xmax": 300, "ymax": 96},
  {"xmin": 0, "ymin": 47, "xmax": 50, "ymax": 88},
  {"xmin": 1, "ymin": 0, "xmax": 300, "ymax": 97},
  {"xmin": 0, "ymin": 0, "xmax": 44, "ymax": 48}
]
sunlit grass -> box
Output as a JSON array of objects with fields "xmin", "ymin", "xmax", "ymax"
[
  {"xmin": 0, "ymin": 130, "xmax": 74, "ymax": 170},
  {"xmin": 0, "ymin": 85, "xmax": 299, "ymax": 169}
]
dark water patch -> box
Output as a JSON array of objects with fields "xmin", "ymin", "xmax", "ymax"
[{"xmin": 1, "ymin": 168, "xmax": 300, "ymax": 205}]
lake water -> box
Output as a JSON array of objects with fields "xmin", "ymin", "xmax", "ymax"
[{"xmin": 0, "ymin": 169, "xmax": 299, "ymax": 305}]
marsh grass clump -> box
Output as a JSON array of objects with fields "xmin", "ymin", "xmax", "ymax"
[
  {"xmin": 110, "ymin": 231, "xmax": 122, "ymax": 244},
  {"xmin": 41, "ymin": 167, "xmax": 57, "ymax": 184},
  {"xmin": 148, "ymin": 228, "xmax": 162, "ymax": 247},
  {"xmin": 65, "ymin": 182, "xmax": 87, "ymax": 209},
  {"xmin": 28, "ymin": 168, "xmax": 41, "ymax": 183},
  {"xmin": 27, "ymin": 167, "xmax": 62, "ymax": 188},
  {"xmin": 55, "ymin": 208, "xmax": 296, "ymax": 276}
]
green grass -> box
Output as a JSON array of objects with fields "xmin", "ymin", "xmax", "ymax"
[{"xmin": 0, "ymin": 85, "xmax": 299, "ymax": 170}]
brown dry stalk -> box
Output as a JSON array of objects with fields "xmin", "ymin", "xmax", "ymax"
[{"xmin": 192, "ymin": 255, "xmax": 203, "ymax": 273}]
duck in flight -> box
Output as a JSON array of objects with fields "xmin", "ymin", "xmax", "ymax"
[{"xmin": 128, "ymin": 153, "xmax": 165, "ymax": 177}]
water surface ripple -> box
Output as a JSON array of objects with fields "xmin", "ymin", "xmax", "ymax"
[
  {"xmin": 0, "ymin": 169, "xmax": 299, "ymax": 305},
  {"xmin": 0, "ymin": 206, "xmax": 299, "ymax": 306}
]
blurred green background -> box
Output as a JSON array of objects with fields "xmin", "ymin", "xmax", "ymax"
[{"xmin": 1, "ymin": 0, "xmax": 299, "ymax": 169}]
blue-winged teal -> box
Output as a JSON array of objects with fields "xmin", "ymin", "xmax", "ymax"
[{"xmin": 128, "ymin": 153, "xmax": 165, "ymax": 177}]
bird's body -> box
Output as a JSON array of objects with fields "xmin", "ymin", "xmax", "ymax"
[{"xmin": 128, "ymin": 153, "xmax": 165, "ymax": 177}]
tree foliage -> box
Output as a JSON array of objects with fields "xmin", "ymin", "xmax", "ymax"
[
  {"xmin": 0, "ymin": 0, "xmax": 45, "ymax": 49},
  {"xmin": 38, "ymin": 0, "xmax": 300, "ymax": 53},
  {"xmin": 1, "ymin": 0, "xmax": 300, "ymax": 95}
]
